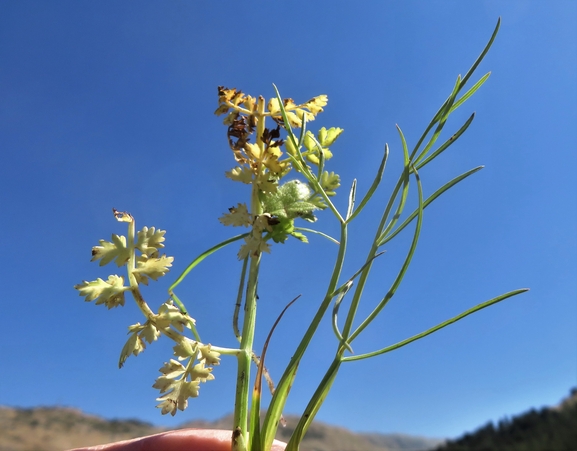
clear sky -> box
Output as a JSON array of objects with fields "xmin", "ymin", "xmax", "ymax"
[{"xmin": 1, "ymin": 0, "xmax": 575, "ymax": 441}]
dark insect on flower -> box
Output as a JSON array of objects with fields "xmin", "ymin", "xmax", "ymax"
[
  {"xmin": 227, "ymin": 114, "xmax": 253, "ymax": 150},
  {"xmin": 266, "ymin": 216, "xmax": 281, "ymax": 226}
]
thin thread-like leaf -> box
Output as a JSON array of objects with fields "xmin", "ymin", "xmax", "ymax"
[
  {"xmin": 332, "ymin": 281, "xmax": 354, "ymax": 354},
  {"xmin": 415, "ymin": 75, "xmax": 461, "ymax": 165},
  {"xmin": 343, "ymin": 288, "xmax": 528, "ymax": 362},
  {"xmin": 351, "ymin": 165, "xmax": 424, "ymax": 342},
  {"xmin": 168, "ymin": 233, "xmax": 250, "ymax": 314},
  {"xmin": 233, "ymin": 257, "xmax": 249, "ymax": 341},
  {"xmin": 294, "ymin": 227, "xmax": 339, "ymax": 245},
  {"xmin": 416, "ymin": 112, "xmax": 475, "ymax": 170},
  {"xmin": 261, "ymin": 225, "xmax": 348, "ymax": 451},
  {"xmin": 330, "ymin": 251, "xmax": 385, "ymax": 300},
  {"xmin": 450, "ymin": 72, "xmax": 490, "ymax": 114},
  {"xmin": 347, "ymin": 144, "xmax": 388, "ymax": 223},
  {"xmin": 328, "ymin": 251, "xmax": 384, "ymax": 355},
  {"xmin": 460, "ymin": 18, "xmax": 501, "ymax": 88},
  {"xmin": 285, "ymin": 358, "xmax": 341, "ymax": 451},
  {"xmin": 317, "ymin": 136, "xmax": 326, "ymax": 181},
  {"xmin": 379, "ymin": 166, "xmax": 483, "ymax": 246},
  {"xmin": 273, "ymin": 84, "xmax": 306, "ymax": 173},
  {"xmin": 379, "ymin": 127, "xmax": 411, "ymax": 240},
  {"xmin": 407, "ymin": 19, "xmax": 499, "ymax": 166},
  {"xmin": 346, "ymin": 179, "xmax": 357, "ymax": 220}
]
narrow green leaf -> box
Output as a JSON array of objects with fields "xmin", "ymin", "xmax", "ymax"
[
  {"xmin": 330, "ymin": 251, "xmax": 385, "ymax": 299},
  {"xmin": 233, "ymin": 257, "xmax": 249, "ymax": 341},
  {"xmin": 379, "ymin": 127, "xmax": 411, "ymax": 240},
  {"xmin": 379, "ymin": 166, "xmax": 483, "ymax": 246},
  {"xmin": 415, "ymin": 75, "xmax": 461, "ymax": 165},
  {"xmin": 273, "ymin": 84, "xmax": 297, "ymax": 149},
  {"xmin": 273, "ymin": 84, "xmax": 308, "ymax": 175},
  {"xmin": 256, "ymin": 295, "xmax": 303, "ymax": 451},
  {"xmin": 294, "ymin": 227, "xmax": 339, "ymax": 244},
  {"xmin": 285, "ymin": 359, "xmax": 341, "ymax": 451},
  {"xmin": 408, "ymin": 18, "xmax": 499, "ymax": 164},
  {"xmin": 249, "ymin": 377, "xmax": 262, "ymax": 451},
  {"xmin": 351, "ymin": 165, "xmax": 424, "ymax": 342},
  {"xmin": 317, "ymin": 138, "xmax": 326, "ymax": 181},
  {"xmin": 297, "ymin": 113, "xmax": 307, "ymax": 147},
  {"xmin": 450, "ymin": 72, "xmax": 490, "ymax": 114},
  {"xmin": 346, "ymin": 179, "xmax": 357, "ymax": 220},
  {"xmin": 343, "ymin": 288, "xmax": 528, "ymax": 362},
  {"xmin": 347, "ymin": 144, "xmax": 388, "ymax": 223},
  {"xmin": 460, "ymin": 17, "xmax": 500, "ymax": 88},
  {"xmin": 332, "ymin": 285, "xmax": 354, "ymax": 352},
  {"xmin": 415, "ymin": 112, "xmax": 475, "ymax": 170},
  {"xmin": 168, "ymin": 233, "xmax": 250, "ymax": 313},
  {"xmin": 261, "ymin": 225, "xmax": 348, "ymax": 451}
]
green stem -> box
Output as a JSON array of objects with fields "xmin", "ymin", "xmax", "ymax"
[
  {"xmin": 285, "ymin": 357, "xmax": 342, "ymax": 451},
  {"xmin": 233, "ymin": 96, "xmax": 267, "ymax": 451},
  {"xmin": 340, "ymin": 171, "xmax": 405, "ymax": 342},
  {"xmin": 261, "ymin": 222, "xmax": 348, "ymax": 451},
  {"xmin": 234, "ymin": 253, "xmax": 260, "ymax": 451},
  {"xmin": 234, "ymin": 257, "xmax": 250, "ymax": 341}
]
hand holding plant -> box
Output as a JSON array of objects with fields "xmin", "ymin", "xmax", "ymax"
[{"xmin": 75, "ymin": 19, "xmax": 527, "ymax": 451}]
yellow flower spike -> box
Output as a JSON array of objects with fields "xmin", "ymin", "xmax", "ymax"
[
  {"xmin": 218, "ymin": 86, "xmax": 243, "ymax": 104},
  {"xmin": 173, "ymin": 337, "xmax": 198, "ymax": 359},
  {"xmin": 267, "ymin": 97, "xmax": 280, "ymax": 115},
  {"xmin": 190, "ymin": 362, "xmax": 215, "ymax": 382},
  {"xmin": 214, "ymin": 103, "xmax": 230, "ymax": 116},
  {"xmin": 219, "ymin": 203, "xmax": 251, "ymax": 227},
  {"xmin": 263, "ymin": 156, "xmax": 288, "ymax": 174},
  {"xmin": 74, "ymin": 275, "xmax": 128, "ymax": 308},
  {"xmin": 243, "ymin": 95, "xmax": 257, "ymax": 112},
  {"xmin": 198, "ymin": 344, "xmax": 221, "ymax": 366},
  {"xmin": 304, "ymin": 94, "xmax": 328, "ymax": 114},
  {"xmin": 244, "ymin": 142, "xmax": 262, "ymax": 161},
  {"xmin": 283, "ymin": 98, "xmax": 297, "ymax": 110},
  {"xmin": 295, "ymin": 108, "xmax": 315, "ymax": 123},
  {"xmin": 223, "ymin": 110, "xmax": 238, "ymax": 126},
  {"xmin": 284, "ymin": 111, "xmax": 301, "ymax": 128},
  {"xmin": 225, "ymin": 166, "xmax": 254, "ymax": 184},
  {"xmin": 318, "ymin": 127, "xmax": 344, "ymax": 147}
]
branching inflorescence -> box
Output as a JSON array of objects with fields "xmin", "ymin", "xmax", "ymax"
[
  {"xmin": 74, "ymin": 209, "xmax": 221, "ymax": 417},
  {"xmin": 75, "ymin": 18, "xmax": 528, "ymax": 451}
]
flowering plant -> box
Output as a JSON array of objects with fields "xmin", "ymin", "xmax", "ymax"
[{"xmin": 75, "ymin": 19, "xmax": 526, "ymax": 451}]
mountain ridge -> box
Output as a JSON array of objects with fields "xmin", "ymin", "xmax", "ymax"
[
  {"xmin": 2, "ymin": 390, "xmax": 575, "ymax": 451},
  {"xmin": 0, "ymin": 406, "xmax": 443, "ymax": 451}
]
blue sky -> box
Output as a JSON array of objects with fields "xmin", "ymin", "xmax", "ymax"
[{"xmin": 1, "ymin": 0, "xmax": 575, "ymax": 441}]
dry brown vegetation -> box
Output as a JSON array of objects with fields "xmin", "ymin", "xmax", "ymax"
[{"xmin": 0, "ymin": 407, "xmax": 443, "ymax": 451}]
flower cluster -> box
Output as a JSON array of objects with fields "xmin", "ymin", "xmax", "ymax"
[
  {"xmin": 74, "ymin": 209, "xmax": 219, "ymax": 415},
  {"xmin": 154, "ymin": 342, "xmax": 220, "ymax": 416},
  {"xmin": 215, "ymin": 87, "xmax": 344, "ymax": 258}
]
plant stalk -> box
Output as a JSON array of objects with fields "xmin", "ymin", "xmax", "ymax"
[{"xmin": 232, "ymin": 96, "xmax": 267, "ymax": 451}]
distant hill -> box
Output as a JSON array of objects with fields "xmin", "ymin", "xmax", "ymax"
[
  {"xmin": 3, "ymin": 390, "xmax": 574, "ymax": 451},
  {"xmin": 434, "ymin": 388, "xmax": 577, "ymax": 451},
  {"xmin": 0, "ymin": 407, "xmax": 443, "ymax": 451}
]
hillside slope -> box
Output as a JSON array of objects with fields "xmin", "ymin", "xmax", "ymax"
[
  {"xmin": 0, "ymin": 408, "xmax": 442, "ymax": 451},
  {"xmin": 434, "ymin": 388, "xmax": 577, "ymax": 451}
]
